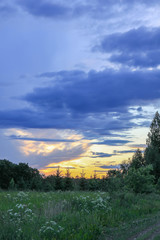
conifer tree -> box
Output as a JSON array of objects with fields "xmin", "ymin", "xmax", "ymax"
[
  {"xmin": 146, "ymin": 111, "xmax": 160, "ymax": 151},
  {"xmin": 79, "ymin": 170, "xmax": 88, "ymax": 190},
  {"xmin": 145, "ymin": 111, "xmax": 160, "ymax": 181},
  {"xmin": 9, "ymin": 178, "xmax": 16, "ymax": 190},
  {"xmin": 64, "ymin": 168, "xmax": 73, "ymax": 190},
  {"xmin": 55, "ymin": 167, "xmax": 63, "ymax": 190}
]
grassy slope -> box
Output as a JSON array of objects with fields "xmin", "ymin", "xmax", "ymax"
[{"xmin": 1, "ymin": 191, "xmax": 160, "ymax": 240}]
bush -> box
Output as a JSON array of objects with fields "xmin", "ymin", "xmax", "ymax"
[{"xmin": 126, "ymin": 165, "xmax": 155, "ymax": 193}]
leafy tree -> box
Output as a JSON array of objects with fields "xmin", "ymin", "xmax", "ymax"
[
  {"xmin": 0, "ymin": 159, "xmax": 43, "ymax": 190},
  {"xmin": 120, "ymin": 160, "xmax": 130, "ymax": 175},
  {"xmin": 30, "ymin": 175, "xmax": 43, "ymax": 190},
  {"xmin": 126, "ymin": 165, "xmax": 155, "ymax": 193},
  {"xmin": 14, "ymin": 163, "xmax": 42, "ymax": 189},
  {"xmin": 43, "ymin": 175, "xmax": 55, "ymax": 191},
  {"xmin": 108, "ymin": 170, "xmax": 118, "ymax": 178},
  {"xmin": 0, "ymin": 160, "xmax": 16, "ymax": 189},
  {"xmin": 107, "ymin": 170, "xmax": 125, "ymax": 192},
  {"xmin": 130, "ymin": 149, "xmax": 145, "ymax": 169},
  {"xmin": 43, "ymin": 178, "xmax": 53, "ymax": 192},
  {"xmin": 156, "ymin": 178, "xmax": 160, "ymax": 192},
  {"xmin": 100, "ymin": 176, "xmax": 108, "ymax": 192},
  {"xmin": 88, "ymin": 178, "xmax": 100, "ymax": 191},
  {"xmin": 17, "ymin": 177, "xmax": 27, "ymax": 190}
]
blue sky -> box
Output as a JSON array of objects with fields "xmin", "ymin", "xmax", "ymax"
[{"xmin": 0, "ymin": 0, "xmax": 160, "ymax": 177}]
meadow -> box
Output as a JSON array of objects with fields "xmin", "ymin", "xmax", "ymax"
[{"xmin": 1, "ymin": 191, "xmax": 160, "ymax": 240}]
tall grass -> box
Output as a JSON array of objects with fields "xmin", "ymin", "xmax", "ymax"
[{"xmin": 1, "ymin": 191, "xmax": 160, "ymax": 240}]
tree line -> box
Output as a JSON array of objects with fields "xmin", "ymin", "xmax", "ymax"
[{"xmin": 0, "ymin": 111, "xmax": 160, "ymax": 193}]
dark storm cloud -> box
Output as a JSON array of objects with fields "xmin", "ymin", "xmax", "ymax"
[
  {"xmin": 0, "ymin": 68, "xmax": 160, "ymax": 134},
  {"xmin": 26, "ymin": 69, "xmax": 160, "ymax": 114},
  {"xmin": 9, "ymin": 135, "xmax": 76, "ymax": 143},
  {"xmin": 99, "ymin": 27, "xmax": 160, "ymax": 53},
  {"xmin": 97, "ymin": 27, "xmax": 160, "ymax": 68},
  {"xmin": 110, "ymin": 51, "xmax": 160, "ymax": 68}
]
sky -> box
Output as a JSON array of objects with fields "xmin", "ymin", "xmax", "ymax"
[{"xmin": 0, "ymin": 0, "xmax": 160, "ymax": 178}]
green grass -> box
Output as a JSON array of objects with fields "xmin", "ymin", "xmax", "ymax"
[{"xmin": 1, "ymin": 191, "xmax": 160, "ymax": 240}]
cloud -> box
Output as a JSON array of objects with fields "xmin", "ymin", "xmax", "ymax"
[
  {"xmin": 98, "ymin": 27, "xmax": 160, "ymax": 53},
  {"xmin": 99, "ymin": 164, "xmax": 120, "ymax": 169},
  {"xmin": 137, "ymin": 107, "xmax": 143, "ymax": 112},
  {"xmin": 92, "ymin": 139, "xmax": 132, "ymax": 146},
  {"xmin": 27, "ymin": 69, "xmax": 160, "ymax": 114},
  {"xmin": 0, "ymin": 0, "xmax": 17, "ymax": 16},
  {"xmin": 16, "ymin": 0, "xmax": 71, "ymax": 19},
  {"xmin": 97, "ymin": 27, "xmax": 160, "ymax": 68},
  {"xmin": 16, "ymin": 0, "xmax": 159, "ymax": 20},
  {"xmin": 110, "ymin": 51, "xmax": 160, "ymax": 68},
  {"xmin": 16, "ymin": 0, "xmax": 93, "ymax": 20},
  {"xmin": 37, "ymin": 70, "xmax": 86, "ymax": 80},
  {"xmin": 0, "ymin": 68, "xmax": 160, "ymax": 136},
  {"xmin": 27, "ymin": 143, "xmax": 88, "ymax": 169},
  {"xmin": 0, "ymin": 5, "xmax": 16, "ymax": 16},
  {"xmin": 128, "ymin": 144, "xmax": 146, "ymax": 149},
  {"xmin": 26, "ymin": 69, "xmax": 160, "ymax": 114},
  {"xmin": 114, "ymin": 150, "xmax": 136, "ymax": 154},
  {"xmin": 45, "ymin": 166, "xmax": 76, "ymax": 169},
  {"xmin": 9, "ymin": 135, "xmax": 76, "ymax": 143},
  {"xmin": 91, "ymin": 152, "xmax": 114, "ymax": 158},
  {"xmin": 90, "ymin": 150, "xmax": 136, "ymax": 158}
]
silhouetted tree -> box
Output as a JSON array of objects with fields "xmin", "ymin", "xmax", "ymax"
[
  {"xmin": 120, "ymin": 160, "xmax": 130, "ymax": 175},
  {"xmin": 55, "ymin": 167, "xmax": 63, "ymax": 190},
  {"xmin": 145, "ymin": 111, "xmax": 160, "ymax": 181},
  {"xmin": 146, "ymin": 111, "xmax": 160, "ymax": 150},
  {"xmin": 64, "ymin": 168, "xmax": 73, "ymax": 191},
  {"xmin": 0, "ymin": 160, "xmax": 16, "ymax": 189},
  {"xmin": 79, "ymin": 170, "xmax": 88, "ymax": 190},
  {"xmin": 130, "ymin": 149, "xmax": 145, "ymax": 169}
]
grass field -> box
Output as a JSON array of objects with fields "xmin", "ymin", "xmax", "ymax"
[{"xmin": 1, "ymin": 191, "xmax": 160, "ymax": 240}]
